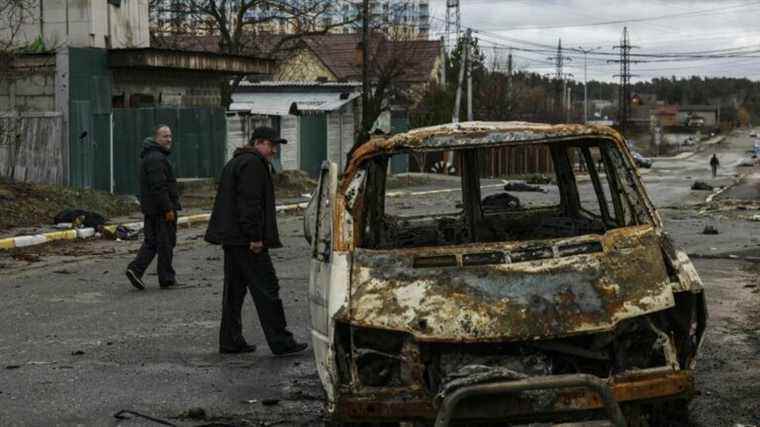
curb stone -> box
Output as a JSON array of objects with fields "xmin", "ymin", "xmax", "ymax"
[{"xmin": 0, "ymin": 203, "xmax": 309, "ymax": 252}]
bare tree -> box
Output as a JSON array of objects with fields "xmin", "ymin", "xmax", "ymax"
[
  {"xmin": 0, "ymin": 0, "xmax": 37, "ymax": 181},
  {"xmin": 149, "ymin": 0, "xmax": 356, "ymax": 106}
]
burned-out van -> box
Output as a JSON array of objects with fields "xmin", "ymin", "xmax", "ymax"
[{"xmin": 304, "ymin": 122, "xmax": 706, "ymax": 426}]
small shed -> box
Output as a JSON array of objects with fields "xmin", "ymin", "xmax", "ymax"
[{"xmin": 229, "ymin": 81, "xmax": 361, "ymax": 177}]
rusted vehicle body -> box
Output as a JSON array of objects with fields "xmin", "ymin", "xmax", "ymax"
[{"xmin": 304, "ymin": 122, "xmax": 707, "ymax": 426}]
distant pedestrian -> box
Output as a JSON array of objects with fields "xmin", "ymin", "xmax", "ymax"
[
  {"xmin": 205, "ymin": 127, "xmax": 308, "ymax": 356},
  {"xmin": 126, "ymin": 125, "xmax": 182, "ymax": 290},
  {"xmin": 710, "ymin": 153, "xmax": 720, "ymax": 178}
]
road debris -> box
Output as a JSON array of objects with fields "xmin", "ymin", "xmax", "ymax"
[
  {"xmin": 503, "ymin": 180, "xmax": 546, "ymax": 192},
  {"xmin": 702, "ymin": 225, "xmax": 720, "ymax": 235},
  {"xmin": 692, "ymin": 181, "xmax": 714, "ymax": 191},
  {"xmin": 114, "ymin": 410, "xmax": 177, "ymax": 426}
]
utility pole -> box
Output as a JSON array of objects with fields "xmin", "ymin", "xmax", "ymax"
[
  {"xmin": 440, "ymin": 35, "xmax": 447, "ymax": 85},
  {"xmin": 577, "ymin": 46, "xmax": 602, "ymax": 123},
  {"xmin": 361, "ymin": 0, "xmax": 370, "ymax": 142},
  {"xmin": 467, "ymin": 33, "xmax": 473, "ymax": 121},
  {"xmin": 608, "ymin": 27, "xmax": 640, "ymax": 133},
  {"xmin": 452, "ymin": 28, "xmax": 470, "ymax": 124},
  {"xmin": 507, "ymin": 49, "xmax": 513, "ymax": 117},
  {"xmin": 547, "ymin": 39, "xmax": 572, "ymax": 123}
]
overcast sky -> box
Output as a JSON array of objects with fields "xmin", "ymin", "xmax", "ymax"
[{"xmin": 427, "ymin": 0, "xmax": 760, "ymax": 82}]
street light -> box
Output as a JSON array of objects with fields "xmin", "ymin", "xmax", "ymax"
[{"xmin": 577, "ymin": 46, "xmax": 603, "ymax": 124}]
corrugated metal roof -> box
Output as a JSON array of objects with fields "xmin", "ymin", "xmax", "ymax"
[
  {"xmin": 238, "ymin": 80, "xmax": 362, "ymax": 88},
  {"xmin": 230, "ymin": 91, "xmax": 360, "ymax": 115}
]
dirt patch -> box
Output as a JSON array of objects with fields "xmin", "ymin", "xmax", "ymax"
[
  {"xmin": 0, "ymin": 180, "xmax": 138, "ymax": 233},
  {"xmin": 273, "ymin": 170, "xmax": 317, "ymax": 199}
]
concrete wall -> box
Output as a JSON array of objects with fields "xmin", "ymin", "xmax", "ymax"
[
  {"xmin": 4, "ymin": 0, "xmax": 148, "ymax": 50},
  {"xmin": 0, "ymin": 56, "xmax": 57, "ymax": 112},
  {"xmin": 113, "ymin": 70, "xmax": 223, "ymax": 107},
  {"xmin": 327, "ymin": 104, "xmax": 355, "ymax": 171}
]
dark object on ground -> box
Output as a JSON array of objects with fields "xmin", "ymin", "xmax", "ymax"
[
  {"xmin": 184, "ymin": 407, "xmax": 207, "ymax": 420},
  {"xmin": 115, "ymin": 225, "xmax": 141, "ymax": 241},
  {"xmin": 5, "ymin": 365, "xmax": 21, "ymax": 370},
  {"xmin": 126, "ymin": 269, "xmax": 145, "ymax": 290},
  {"xmin": 114, "ymin": 410, "xmax": 177, "ymax": 426},
  {"xmin": 219, "ymin": 344, "xmax": 257, "ymax": 354},
  {"xmin": 71, "ymin": 350, "xmax": 85, "ymax": 356},
  {"xmin": 632, "ymin": 151, "xmax": 653, "ymax": 168},
  {"xmin": 262, "ymin": 399, "xmax": 280, "ymax": 406},
  {"xmin": 503, "ymin": 181, "xmax": 545, "ymax": 192},
  {"xmin": 53, "ymin": 209, "xmax": 106, "ymax": 228},
  {"xmin": 702, "ymin": 225, "xmax": 720, "ymax": 235},
  {"xmin": 482, "ymin": 193, "xmax": 521, "ymax": 210},
  {"xmin": 525, "ymin": 174, "xmax": 552, "ymax": 185},
  {"xmin": 273, "ymin": 342, "xmax": 309, "ymax": 357},
  {"xmin": 691, "ymin": 181, "xmax": 714, "ymax": 191}
]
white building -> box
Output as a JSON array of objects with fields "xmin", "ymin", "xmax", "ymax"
[{"xmin": 2, "ymin": 0, "xmax": 150, "ymax": 50}]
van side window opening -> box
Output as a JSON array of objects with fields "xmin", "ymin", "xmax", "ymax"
[{"xmin": 355, "ymin": 140, "xmax": 649, "ymax": 250}]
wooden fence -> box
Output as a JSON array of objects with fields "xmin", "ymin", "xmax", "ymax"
[{"xmin": 0, "ymin": 112, "xmax": 64, "ymax": 184}]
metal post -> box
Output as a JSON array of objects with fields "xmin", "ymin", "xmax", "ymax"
[
  {"xmin": 361, "ymin": 0, "xmax": 369, "ymax": 140},
  {"xmin": 467, "ymin": 30, "xmax": 473, "ymax": 122},
  {"xmin": 578, "ymin": 46, "xmax": 602, "ymax": 124},
  {"xmin": 452, "ymin": 29, "xmax": 469, "ymax": 124}
]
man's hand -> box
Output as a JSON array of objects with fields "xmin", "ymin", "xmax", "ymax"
[
  {"xmin": 249, "ymin": 241, "xmax": 264, "ymax": 254},
  {"xmin": 164, "ymin": 210, "xmax": 176, "ymax": 223}
]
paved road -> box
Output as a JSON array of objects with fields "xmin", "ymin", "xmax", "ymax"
[{"xmin": 1, "ymin": 130, "xmax": 760, "ymax": 426}]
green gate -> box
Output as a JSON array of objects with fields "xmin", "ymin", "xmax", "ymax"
[
  {"xmin": 113, "ymin": 108, "xmax": 227, "ymax": 195},
  {"xmin": 299, "ymin": 114, "xmax": 327, "ymax": 178}
]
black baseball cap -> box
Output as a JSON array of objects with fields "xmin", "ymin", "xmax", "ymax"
[{"xmin": 251, "ymin": 127, "xmax": 287, "ymax": 144}]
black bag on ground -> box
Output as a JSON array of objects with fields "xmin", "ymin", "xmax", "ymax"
[{"xmin": 53, "ymin": 209, "xmax": 107, "ymax": 228}]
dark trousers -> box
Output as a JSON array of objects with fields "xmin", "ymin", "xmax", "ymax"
[
  {"xmin": 711, "ymin": 165, "xmax": 718, "ymax": 178},
  {"xmin": 128, "ymin": 215, "xmax": 176, "ymax": 284},
  {"xmin": 220, "ymin": 246, "xmax": 294, "ymax": 353}
]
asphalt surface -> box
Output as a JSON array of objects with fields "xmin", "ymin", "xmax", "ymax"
[{"xmin": 1, "ymin": 130, "xmax": 760, "ymax": 426}]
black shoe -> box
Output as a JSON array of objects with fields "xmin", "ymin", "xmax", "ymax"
[
  {"xmin": 126, "ymin": 269, "xmax": 145, "ymax": 290},
  {"xmin": 273, "ymin": 342, "xmax": 308, "ymax": 357},
  {"xmin": 219, "ymin": 344, "xmax": 257, "ymax": 354},
  {"xmin": 159, "ymin": 281, "xmax": 181, "ymax": 289}
]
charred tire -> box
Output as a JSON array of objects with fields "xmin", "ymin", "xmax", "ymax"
[{"xmin": 645, "ymin": 399, "xmax": 691, "ymax": 427}]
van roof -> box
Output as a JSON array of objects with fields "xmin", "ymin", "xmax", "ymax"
[{"xmin": 349, "ymin": 121, "xmax": 626, "ymax": 165}]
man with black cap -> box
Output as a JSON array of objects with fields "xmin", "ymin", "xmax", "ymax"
[
  {"xmin": 126, "ymin": 124, "xmax": 182, "ymax": 290},
  {"xmin": 205, "ymin": 127, "xmax": 308, "ymax": 356}
]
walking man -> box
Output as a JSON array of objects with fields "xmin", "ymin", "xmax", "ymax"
[
  {"xmin": 205, "ymin": 127, "xmax": 308, "ymax": 356},
  {"xmin": 126, "ymin": 125, "xmax": 182, "ymax": 290},
  {"xmin": 710, "ymin": 153, "xmax": 720, "ymax": 178}
]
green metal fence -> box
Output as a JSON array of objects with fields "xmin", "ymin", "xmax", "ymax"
[{"xmin": 113, "ymin": 108, "xmax": 227, "ymax": 195}]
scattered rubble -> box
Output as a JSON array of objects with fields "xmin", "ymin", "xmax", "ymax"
[
  {"xmin": 503, "ymin": 181, "xmax": 546, "ymax": 192},
  {"xmin": 702, "ymin": 226, "xmax": 720, "ymax": 235},
  {"xmin": 692, "ymin": 181, "xmax": 714, "ymax": 191}
]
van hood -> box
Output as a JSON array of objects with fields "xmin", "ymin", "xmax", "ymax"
[{"xmin": 347, "ymin": 226, "xmax": 675, "ymax": 342}]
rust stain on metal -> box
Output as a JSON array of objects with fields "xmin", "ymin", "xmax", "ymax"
[{"xmin": 346, "ymin": 225, "xmax": 674, "ymax": 342}]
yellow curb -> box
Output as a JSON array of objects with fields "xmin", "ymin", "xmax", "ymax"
[
  {"xmin": 0, "ymin": 238, "xmax": 15, "ymax": 250},
  {"xmin": 44, "ymin": 230, "xmax": 78, "ymax": 241}
]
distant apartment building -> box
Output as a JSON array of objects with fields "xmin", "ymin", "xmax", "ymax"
[{"xmin": 242, "ymin": 0, "xmax": 430, "ymax": 38}]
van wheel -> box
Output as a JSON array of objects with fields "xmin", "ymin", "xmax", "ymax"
[{"xmin": 645, "ymin": 399, "xmax": 691, "ymax": 427}]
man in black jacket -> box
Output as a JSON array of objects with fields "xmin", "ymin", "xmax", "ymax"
[
  {"xmin": 126, "ymin": 125, "xmax": 182, "ymax": 290},
  {"xmin": 205, "ymin": 127, "xmax": 307, "ymax": 356}
]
